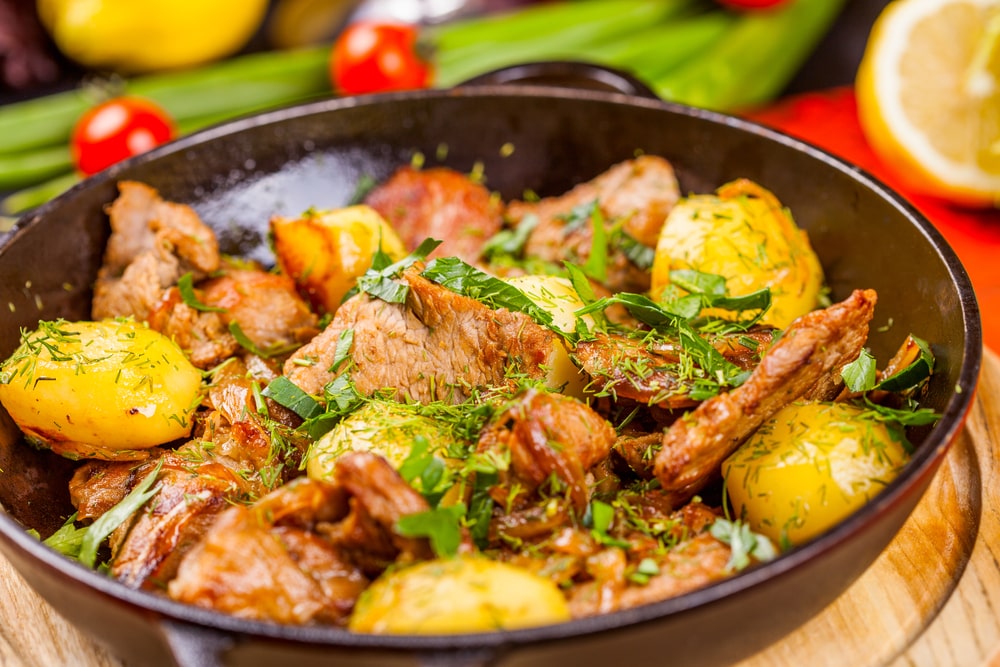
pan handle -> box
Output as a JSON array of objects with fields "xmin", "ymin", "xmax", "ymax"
[
  {"xmin": 158, "ymin": 617, "xmax": 234, "ymax": 667},
  {"xmin": 457, "ymin": 60, "xmax": 659, "ymax": 100},
  {"xmin": 158, "ymin": 618, "xmax": 504, "ymax": 667}
]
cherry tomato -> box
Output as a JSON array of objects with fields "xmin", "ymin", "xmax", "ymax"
[
  {"xmin": 717, "ymin": 0, "xmax": 787, "ymax": 8},
  {"xmin": 70, "ymin": 97, "xmax": 176, "ymax": 176},
  {"xmin": 331, "ymin": 21, "xmax": 431, "ymax": 95}
]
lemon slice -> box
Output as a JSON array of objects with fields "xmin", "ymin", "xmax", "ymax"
[{"xmin": 856, "ymin": 0, "xmax": 1000, "ymax": 207}]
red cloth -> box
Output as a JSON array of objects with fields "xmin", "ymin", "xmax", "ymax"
[{"xmin": 745, "ymin": 86, "xmax": 1000, "ymax": 352}]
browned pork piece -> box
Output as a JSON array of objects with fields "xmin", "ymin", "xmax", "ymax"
[
  {"xmin": 168, "ymin": 453, "xmax": 439, "ymax": 625},
  {"xmin": 654, "ymin": 289, "xmax": 878, "ymax": 504},
  {"xmin": 568, "ymin": 502, "xmax": 732, "ymax": 617},
  {"xmin": 505, "ymin": 156, "xmax": 680, "ymax": 293},
  {"xmin": 477, "ymin": 388, "xmax": 616, "ymax": 513},
  {"xmin": 364, "ymin": 166, "xmax": 503, "ymax": 264},
  {"xmin": 572, "ymin": 329, "xmax": 776, "ymax": 409},
  {"xmin": 168, "ymin": 476, "xmax": 364, "ymax": 625},
  {"xmin": 92, "ymin": 181, "xmax": 220, "ymax": 321},
  {"xmin": 284, "ymin": 267, "xmax": 556, "ymax": 403},
  {"xmin": 149, "ymin": 264, "xmax": 319, "ymax": 369},
  {"xmin": 494, "ymin": 499, "xmax": 731, "ymax": 618},
  {"xmin": 69, "ymin": 358, "xmax": 308, "ymax": 589}
]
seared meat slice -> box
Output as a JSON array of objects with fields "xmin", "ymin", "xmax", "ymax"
[
  {"xmin": 284, "ymin": 267, "xmax": 556, "ymax": 403},
  {"xmin": 653, "ymin": 289, "xmax": 878, "ymax": 503},
  {"xmin": 566, "ymin": 501, "xmax": 730, "ymax": 617},
  {"xmin": 505, "ymin": 156, "xmax": 680, "ymax": 293},
  {"xmin": 93, "ymin": 181, "xmax": 220, "ymax": 321},
  {"xmin": 109, "ymin": 452, "xmax": 261, "ymax": 589},
  {"xmin": 168, "ymin": 477, "xmax": 367, "ymax": 625},
  {"xmin": 477, "ymin": 388, "xmax": 616, "ymax": 511},
  {"xmin": 149, "ymin": 265, "xmax": 319, "ymax": 369},
  {"xmin": 169, "ymin": 453, "xmax": 436, "ymax": 624},
  {"xmin": 364, "ymin": 166, "xmax": 503, "ymax": 264},
  {"xmin": 319, "ymin": 451, "xmax": 439, "ymax": 574},
  {"xmin": 573, "ymin": 329, "xmax": 774, "ymax": 410}
]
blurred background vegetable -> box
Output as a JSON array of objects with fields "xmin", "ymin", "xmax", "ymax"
[
  {"xmin": 35, "ymin": 0, "xmax": 270, "ymax": 73},
  {"xmin": 70, "ymin": 96, "xmax": 175, "ymax": 175},
  {"xmin": 0, "ymin": 0, "xmax": 851, "ymax": 216},
  {"xmin": 856, "ymin": 0, "xmax": 1000, "ymax": 209}
]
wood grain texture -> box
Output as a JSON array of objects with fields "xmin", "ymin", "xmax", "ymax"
[{"xmin": 1, "ymin": 350, "xmax": 997, "ymax": 667}]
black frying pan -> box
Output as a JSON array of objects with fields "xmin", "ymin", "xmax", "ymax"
[{"xmin": 0, "ymin": 76, "xmax": 982, "ymax": 666}]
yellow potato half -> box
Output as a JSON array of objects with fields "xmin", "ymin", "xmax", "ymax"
[
  {"xmin": 0, "ymin": 319, "xmax": 202, "ymax": 460},
  {"xmin": 271, "ymin": 205, "xmax": 408, "ymax": 314},
  {"xmin": 349, "ymin": 556, "xmax": 571, "ymax": 634},
  {"xmin": 650, "ymin": 179, "xmax": 823, "ymax": 329},
  {"xmin": 505, "ymin": 274, "xmax": 591, "ymax": 398},
  {"xmin": 307, "ymin": 400, "xmax": 456, "ymax": 481},
  {"xmin": 722, "ymin": 401, "xmax": 910, "ymax": 547}
]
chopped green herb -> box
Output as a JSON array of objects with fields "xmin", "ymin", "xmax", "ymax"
[
  {"xmin": 228, "ymin": 321, "xmax": 270, "ymax": 358},
  {"xmin": 585, "ymin": 499, "xmax": 630, "ymax": 548},
  {"xmin": 481, "ymin": 214, "xmax": 539, "ymax": 261},
  {"xmin": 580, "ymin": 202, "xmax": 608, "ymax": 283},
  {"xmin": 710, "ymin": 517, "xmax": 777, "ymax": 573},
  {"xmin": 77, "ymin": 460, "xmax": 164, "ymax": 568},
  {"xmin": 841, "ymin": 350, "xmax": 877, "ymax": 392},
  {"xmin": 356, "ymin": 238, "xmax": 442, "ymax": 304},
  {"xmin": 177, "ymin": 273, "xmax": 225, "ymax": 313},
  {"xmin": 261, "ymin": 376, "xmax": 324, "ymax": 420},
  {"xmin": 421, "ymin": 256, "xmax": 557, "ymax": 333},
  {"xmin": 395, "ymin": 503, "xmax": 467, "ymax": 558},
  {"xmin": 328, "ymin": 329, "xmax": 354, "ymax": 374}
]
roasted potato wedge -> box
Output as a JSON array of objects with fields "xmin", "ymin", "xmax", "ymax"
[{"xmin": 271, "ymin": 205, "xmax": 408, "ymax": 314}]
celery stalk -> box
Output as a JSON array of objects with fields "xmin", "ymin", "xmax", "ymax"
[
  {"xmin": 0, "ymin": 46, "xmax": 331, "ymax": 156},
  {"xmin": 427, "ymin": 0, "xmax": 679, "ymax": 53},
  {"xmin": 586, "ymin": 12, "xmax": 737, "ymax": 82},
  {"xmin": 1, "ymin": 172, "xmax": 80, "ymax": 216},
  {"xmin": 653, "ymin": 0, "xmax": 848, "ymax": 111},
  {"xmin": 432, "ymin": 0, "xmax": 697, "ymax": 87},
  {"xmin": 0, "ymin": 145, "xmax": 72, "ymax": 190}
]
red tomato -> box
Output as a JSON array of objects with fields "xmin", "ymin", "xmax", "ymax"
[
  {"xmin": 70, "ymin": 97, "xmax": 175, "ymax": 176},
  {"xmin": 717, "ymin": 0, "xmax": 787, "ymax": 8},
  {"xmin": 331, "ymin": 21, "xmax": 431, "ymax": 95}
]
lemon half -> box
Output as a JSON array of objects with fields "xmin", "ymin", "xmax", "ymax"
[{"xmin": 856, "ymin": 0, "xmax": 1000, "ymax": 207}]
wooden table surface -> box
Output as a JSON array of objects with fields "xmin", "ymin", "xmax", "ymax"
[{"xmin": 2, "ymin": 350, "xmax": 999, "ymax": 667}]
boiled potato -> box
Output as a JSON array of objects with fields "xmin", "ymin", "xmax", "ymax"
[
  {"xmin": 0, "ymin": 319, "xmax": 202, "ymax": 460},
  {"xmin": 722, "ymin": 401, "xmax": 910, "ymax": 547},
  {"xmin": 271, "ymin": 205, "xmax": 408, "ymax": 314},
  {"xmin": 349, "ymin": 556, "xmax": 571, "ymax": 633},
  {"xmin": 650, "ymin": 179, "xmax": 823, "ymax": 329},
  {"xmin": 307, "ymin": 400, "xmax": 457, "ymax": 481},
  {"xmin": 505, "ymin": 274, "xmax": 591, "ymax": 398}
]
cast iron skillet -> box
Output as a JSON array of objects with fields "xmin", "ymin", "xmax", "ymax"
[{"xmin": 0, "ymin": 71, "xmax": 982, "ymax": 666}]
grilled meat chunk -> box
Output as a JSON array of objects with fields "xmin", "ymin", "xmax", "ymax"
[
  {"xmin": 505, "ymin": 156, "xmax": 680, "ymax": 293},
  {"xmin": 168, "ymin": 453, "xmax": 438, "ymax": 624},
  {"xmin": 92, "ymin": 181, "xmax": 220, "ymax": 321},
  {"xmin": 573, "ymin": 329, "xmax": 774, "ymax": 410},
  {"xmin": 149, "ymin": 265, "xmax": 319, "ymax": 368},
  {"xmin": 168, "ymin": 476, "xmax": 366, "ymax": 625},
  {"xmin": 284, "ymin": 267, "xmax": 556, "ymax": 403},
  {"xmin": 364, "ymin": 166, "xmax": 503, "ymax": 264},
  {"xmin": 477, "ymin": 388, "xmax": 616, "ymax": 512},
  {"xmin": 653, "ymin": 289, "xmax": 878, "ymax": 503}
]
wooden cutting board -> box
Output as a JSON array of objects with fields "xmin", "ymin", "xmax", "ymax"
[{"xmin": 2, "ymin": 350, "xmax": 999, "ymax": 667}]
